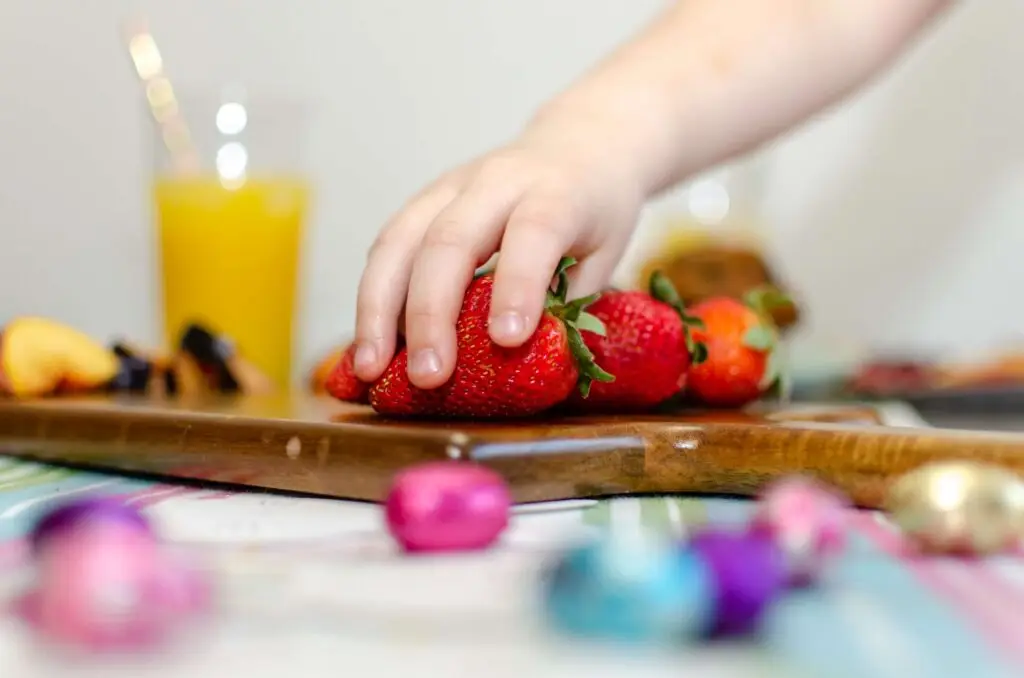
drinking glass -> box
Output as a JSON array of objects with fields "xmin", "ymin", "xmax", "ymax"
[{"xmin": 150, "ymin": 88, "xmax": 310, "ymax": 389}]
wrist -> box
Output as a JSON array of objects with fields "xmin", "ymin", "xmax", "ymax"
[{"xmin": 521, "ymin": 79, "xmax": 680, "ymax": 200}]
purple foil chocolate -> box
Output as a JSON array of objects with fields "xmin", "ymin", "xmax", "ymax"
[
  {"xmin": 689, "ymin": 528, "xmax": 787, "ymax": 637},
  {"xmin": 30, "ymin": 497, "xmax": 152, "ymax": 553}
]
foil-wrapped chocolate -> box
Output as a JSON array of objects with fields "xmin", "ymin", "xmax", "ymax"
[{"xmin": 885, "ymin": 461, "xmax": 1024, "ymax": 556}]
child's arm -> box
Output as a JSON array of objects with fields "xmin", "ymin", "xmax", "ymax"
[
  {"xmin": 534, "ymin": 0, "xmax": 953, "ymax": 194},
  {"xmin": 354, "ymin": 0, "xmax": 952, "ymax": 389}
]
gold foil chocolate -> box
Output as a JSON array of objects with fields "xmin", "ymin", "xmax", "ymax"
[{"xmin": 885, "ymin": 461, "xmax": 1024, "ymax": 555}]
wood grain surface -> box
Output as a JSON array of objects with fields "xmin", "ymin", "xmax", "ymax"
[{"xmin": 0, "ymin": 395, "xmax": 1021, "ymax": 508}]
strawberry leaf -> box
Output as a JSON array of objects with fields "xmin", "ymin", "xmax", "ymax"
[
  {"xmin": 742, "ymin": 326, "xmax": 775, "ymax": 352},
  {"xmin": 680, "ymin": 313, "xmax": 705, "ymax": 330},
  {"xmin": 759, "ymin": 343, "xmax": 792, "ymax": 400},
  {"xmin": 760, "ymin": 349, "xmax": 780, "ymax": 391},
  {"xmin": 740, "ymin": 285, "xmax": 786, "ymax": 370},
  {"xmin": 743, "ymin": 285, "xmax": 792, "ymax": 316},
  {"xmin": 545, "ymin": 257, "xmax": 615, "ymax": 395},
  {"xmin": 554, "ymin": 256, "xmax": 577, "ymax": 278},
  {"xmin": 575, "ymin": 312, "xmax": 607, "ymax": 337},
  {"xmin": 551, "ymin": 256, "xmax": 577, "ymax": 302},
  {"xmin": 649, "ymin": 271, "xmax": 684, "ymax": 307},
  {"xmin": 559, "ymin": 293, "xmax": 601, "ymax": 321},
  {"xmin": 565, "ymin": 324, "xmax": 614, "ymax": 398},
  {"xmin": 648, "ymin": 270, "xmax": 708, "ymax": 366}
]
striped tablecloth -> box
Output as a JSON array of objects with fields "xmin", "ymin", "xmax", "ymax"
[{"xmin": 0, "ymin": 403, "xmax": 1019, "ymax": 678}]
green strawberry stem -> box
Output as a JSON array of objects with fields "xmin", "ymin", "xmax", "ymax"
[
  {"xmin": 740, "ymin": 285, "xmax": 793, "ymax": 394},
  {"xmin": 762, "ymin": 345, "xmax": 793, "ymax": 401},
  {"xmin": 743, "ymin": 285, "xmax": 792, "ymax": 321},
  {"xmin": 648, "ymin": 271, "xmax": 708, "ymax": 365},
  {"xmin": 546, "ymin": 256, "xmax": 614, "ymax": 398}
]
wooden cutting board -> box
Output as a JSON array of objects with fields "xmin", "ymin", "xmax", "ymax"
[{"xmin": 0, "ymin": 395, "xmax": 1022, "ymax": 508}]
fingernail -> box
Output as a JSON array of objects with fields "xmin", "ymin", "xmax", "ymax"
[
  {"xmin": 489, "ymin": 312, "xmax": 525, "ymax": 340},
  {"xmin": 354, "ymin": 343, "xmax": 377, "ymax": 371},
  {"xmin": 409, "ymin": 348, "xmax": 442, "ymax": 377}
]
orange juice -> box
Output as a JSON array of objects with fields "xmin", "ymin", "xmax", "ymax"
[{"xmin": 154, "ymin": 176, "xmax": 310, "ymax": 388}]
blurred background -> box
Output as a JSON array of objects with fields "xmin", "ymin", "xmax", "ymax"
[{"xmin": 2, "ymin": 0, "xmax": 1024, "ymax": 394}]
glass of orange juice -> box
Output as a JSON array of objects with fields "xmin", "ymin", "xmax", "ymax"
[{"xmin": 151, "ymin": 89, "xmax": 310, "ymax": 389}]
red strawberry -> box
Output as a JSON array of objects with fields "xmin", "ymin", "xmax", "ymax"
[
  {"xmin": 568, "ymin": 272, "xmax": 706, "ymax": 411},
  {"xmin": 686, "ymin": 287, "xmax": 790, "ymax": 408},
  {"xmin": 309, "ymin": 345, "xmax": 347, "ymax": 395},
  {"xmin": 324, "ymin": 343, "xmax": 370, "ymax": 404},
  {"xmin": 369, "ymin": 257, "xmax": 613, "ymax": 418}
]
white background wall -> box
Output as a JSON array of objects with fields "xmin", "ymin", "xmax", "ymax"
[{"xmin": 1, "ymin": 0, "xmax": 1022, "ymax": 380}]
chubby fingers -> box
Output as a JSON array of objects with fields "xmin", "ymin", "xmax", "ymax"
[
  {"xmin": 353, "ymin": 181, "xmax": 461, "ymax": 381},
  {"xmin": 564, "ymin": 239, "xmax": 629, "ymax": 300},
  {"xmin": 357, "ymin": 156, "xmax": 600, "ymax": 391},
  {"xmin": 487, "ymin": 197, "xmax": 576, "ymax": 347},
  {"xmin": 402, "ymin": 180, "xmax": 523, "ymax": 388}
]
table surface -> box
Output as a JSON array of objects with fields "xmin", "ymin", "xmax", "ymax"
[
  {"xmin": 924, "ymin": 411, "xmax": 1024, "ymax": 432},
  {"xmin": 0, "ymin": 402, "xmax": 1021, "ymax": 678}
]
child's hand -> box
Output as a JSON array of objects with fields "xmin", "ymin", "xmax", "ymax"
[
  {"xmin": 353, "ymin": 117, "xmax": 645, "ymax": 389},
  {"xmin": 351, "ymin": 0, "xmax": 951, "ymax": 391}
]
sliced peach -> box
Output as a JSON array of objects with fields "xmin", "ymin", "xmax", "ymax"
[{"xmin": 1, "ymin": 317, "xmax": 118, "ymax": 397}]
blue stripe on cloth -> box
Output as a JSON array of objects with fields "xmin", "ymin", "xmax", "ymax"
[
  {"xmin": 698, "ymin": 498, "xmax": 1018, "ymax": 678},
  {"xmin": 0, "ymin": 458, "xmax": 154, "ymax": 540}
]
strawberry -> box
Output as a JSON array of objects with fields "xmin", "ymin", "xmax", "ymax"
[
  {"xmin": 568, "ymin": 272, "xmax": 706, "ymax": 411},
  {"xmin": 369, "ymin": 257, "xmax": 613, "ymax": 418},
  {"xmin": 324, "ymin": 342, "xmax": 370, "ymax": 404},
  {"xmin": 685, "ymin": 287, "xmax": 791, "ymax": 408},
  {"xmin": 309, "ymin": 345, "xmax": 347, "ymax": 395}
]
